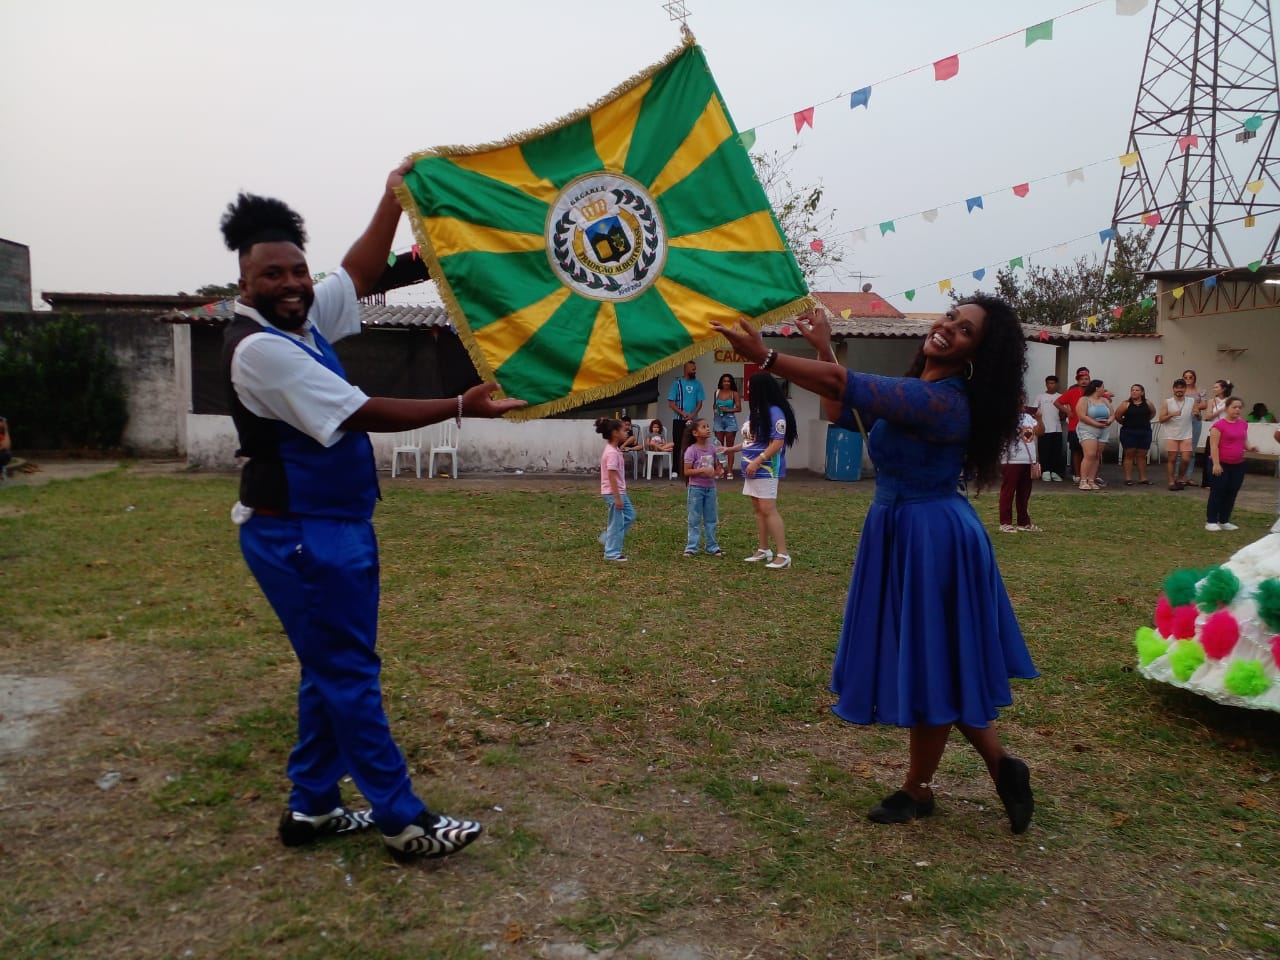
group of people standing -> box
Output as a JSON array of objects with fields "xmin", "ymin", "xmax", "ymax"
[
  {"xmin": 595, "ymin": 369, "xmax": 798, "ymax": 570},
  {"xmin": 1027, "ymin": 366, "xmax": 1265, "ymax": 531}
]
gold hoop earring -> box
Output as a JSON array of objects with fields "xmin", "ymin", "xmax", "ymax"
[{"xmin": 964, "ymin": 361, "xmax": 974, "ymax": 381}]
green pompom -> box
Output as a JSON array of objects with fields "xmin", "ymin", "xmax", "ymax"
[
  {"xmin": 1169, "ymin": 639, "xmax": 1207, "ymax": 682},
  {"xmin": 1135, "ymin": 626, "xmax": 1169, "ymax": 667},
  {"xmin": 1255, "ymin": 579, "xmax": 1280, "ymax": 633},
  {"xmin": 1196, "ymin": 566, "xmax": 1241, "ymax": 612},
  {"xmin": 1223, "ymin": 660, "xmax": 1271, "ymax": 698},
  {"xmin": 1163, "ymin": 569, "xmax": 1203, "ymax": 608}
]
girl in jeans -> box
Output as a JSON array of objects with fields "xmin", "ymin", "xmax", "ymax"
[
  {"xmin": 679, "ymin": 418, "xmax": 739, "ymax": 557},
  {"xmin": 596, "ymin": 417, "xmax": 635, "ymax": 561},
  {"xmin": 1205, "ymin": 397, "xmax": 1257, "ymax": 532}
]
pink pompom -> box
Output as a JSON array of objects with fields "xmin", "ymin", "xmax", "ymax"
[
  {"xmin": 1199, "ymin": 610, "xmax": 1239, "ymax": 660},
  {"xmin": 1170, "ymin": 603, "xmax": 1199, "ymax": 640},
  {"xmin": 1154, "ymin": 595, "xmax": 1175, "ymax": 637}
]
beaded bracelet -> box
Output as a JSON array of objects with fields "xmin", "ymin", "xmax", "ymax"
[
  {"xmin": 456, "ymin": 394, "xmax": 464, "ymax": 427},
  {"xmin": 760, "ymin": 348, "xmax": 778, "ymax": 370}
]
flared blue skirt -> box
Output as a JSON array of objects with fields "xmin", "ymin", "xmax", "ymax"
[{"xmin": 830, "ymin": 493, "xmax": 1037, "ymax": 728}]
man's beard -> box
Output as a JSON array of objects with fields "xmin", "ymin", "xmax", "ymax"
[{"xmin": 253, "ymin": 291, "xmax": 314, "ymax": 330}]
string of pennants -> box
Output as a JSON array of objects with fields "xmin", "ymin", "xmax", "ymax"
[
  {"xmin": 827, "ymin": 223, "xmax": 1273, "ymax": 333},
  {"xmin": 806, "ymin": 144, "xmax": 1272, "ymax": 254},
  {"xmin": 737, "ymin": 0, "xmax": 1152, "ymax": 149}
]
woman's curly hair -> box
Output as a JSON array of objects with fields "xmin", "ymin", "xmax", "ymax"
[
  {"xmin": 219, "ymin": 193, "xmax": 307, "ymax": 254},
  {"xmin": 905, "ymin": 295, "xmax": 1026, "ymax": 491}
]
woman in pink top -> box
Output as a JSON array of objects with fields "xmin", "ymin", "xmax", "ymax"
[{"xmin": 1204, "ymin": 398, "xmax": 1257, "ymax": 531}]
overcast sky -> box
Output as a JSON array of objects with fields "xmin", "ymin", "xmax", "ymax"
[{"xmin": 0, "ymin": 0, "xmax": 1235, "ymax": 312}]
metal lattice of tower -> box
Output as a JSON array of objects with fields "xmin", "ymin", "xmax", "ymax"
[{"xmin": 1110, "ymin": 0, "xmax": 1280, "ymax": 270}]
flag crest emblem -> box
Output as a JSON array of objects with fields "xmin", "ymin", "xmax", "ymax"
[{"xmin": 395, "ymin": 37, "xmax": 812, "ymax": 420}]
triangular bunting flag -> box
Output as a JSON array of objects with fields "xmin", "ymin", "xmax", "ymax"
[
  {"xmin": 938, "ymin": 279, "xmax": 953, "ymax": 293},
  {"xmin": 1119, "ymin": 151, "xmax": 1139, "ymax": 168},
  {"xmin": 879, "ymin": 221, "xmax": 896, "ymax": 236},
  {"xmin": 1171, "ymin": 287, "xmax": 1184, "ymax": 299},
  {"xmin": 1246, "ymin": 179, "xmax": 1264, "ymax": 194},
  {"xmin": 1244, "ymin": 115, "xmax": 1264, "ymax": 133},
  {"xmin": 1248, "ymin": 260, "xmax": 1263, "ymax": 272},
  {"xmin": 870, "ymin": 300, "xmax": 884, "ymax": 311},
  {"xmin": 1038, "ymin": 330, "xmax": 1050, "ymax": 342},
  {"xmin": 934, "ymin": 55, "xmax": 959, "ymax": 82},
  {"xmin": 849, "ymin": 87, "xmax": 871, "ymax": 110},
  {"xmin": 922, "ymin": 209, "xmax": 939, "ymax": 223},
  {"xmin": 1141, "ymin": 297, "xmax": 1154, "ymax": 308},
  {"xmin": 1204, "ymin": 275, "xmax": 1218, "ymax": 289},
  {"xmin": 1066, "ymin": 168, "xmax": 1085, "ymax": 186},
  {"xmin": 1111, "ymin": 306, "xmax": 1124, "ymax": 318},
  {"xmin": 1142, "ymin": 211, "xmax": 1161, "ymax": 226},
  {"xmin": 411, "ymin": 243, "xmax": 421, "ymax": 259},
  {"xmin": 840, "ymin": 308, "xmax": 852, "ymax": 319},
  {"xmin": 738, "ymin": 129, "xmax": 757, "ymax": 151},
  {"xmin": 851, "ymin": 228, "xmax": 868, "ymax": 244},
  {"xmin": 1012, "ymin": 183, "xmax": 1030, "ymax": 198},
  {"xmin": 966, "ymin": 196, "xmax": 984, "ymax": 213},
  {"xmin": 1245, "ymin": 215, "xmax": 1257, "ymax": 228},
  {"xmin": 972, "ymin": 268, "xmax": 986, "ymax": 281},
  {"xmin": 387, "ymin": 251, "xmax": 397, "ymax": 267},
  {"xmin": 1085, "ymin": 315, "xmax": 1098, "ymax": 326},
  {"xmin": 1116, "ymin": 0, "xmax": 1149, "ymax": 14},
  {"xmin": 1055, "ymin": 244, "xmax": 1070, "ymax": 256},
  {"xmin": 1009, "ymin": 256, "xmax": 1024, "ymax": 270},
  {"xmin": 1177, "ymin": 135, "xmax": 1199, "ymax": 153},
  {"xmin": 794, "ymin": 107, "xmax": 814, "ymax": 133},
  {"xmin": 1099, "ymin": 228, "xmax": 1116, "ymax": 243},
  {"xmin": 1025, "ymin": 20, "xmax": 1054, "ymax": 46},
  {"xmin": 810, "ymin": 239, "xmax": 824, "ymax": 252},
  {"xmin": 905, "ymin": 290, "xmax": 917, "ymax": 301}
]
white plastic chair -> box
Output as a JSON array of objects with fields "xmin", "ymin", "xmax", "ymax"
[
  {"xmin": 429, "ymin": 420, "xmax": 460, "ymax": 478},
  {"xmin": 646, "ymin": 448, "xmax": 673, "ymax": 479},
  {"xmin": 390, "ymin": 429, "xmax": 424, "ymax": 478}
]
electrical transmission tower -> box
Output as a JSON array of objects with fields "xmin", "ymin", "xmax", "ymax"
[{"xmin": 1110, "ymin": 0, "xmax": 1280, "ymax": 270}]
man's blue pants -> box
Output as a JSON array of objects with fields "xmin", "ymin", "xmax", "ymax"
[{"xmin": 240, "ymin": 515, "xmax": 425, "ymax": 834}]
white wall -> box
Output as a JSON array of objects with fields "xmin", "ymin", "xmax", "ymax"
[{"xmin": 186, "ymin": 413, "xmax": 613, "ymax": 474}]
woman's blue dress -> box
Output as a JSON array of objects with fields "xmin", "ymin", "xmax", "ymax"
[{"xmin": 829, "ymin": 372, "xmax": 1037, "ymax": 728}]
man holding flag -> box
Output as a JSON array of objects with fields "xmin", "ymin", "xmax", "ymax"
[{"xmin": 219, "ymin": 162, "xmax": 524, "ymax": 862}]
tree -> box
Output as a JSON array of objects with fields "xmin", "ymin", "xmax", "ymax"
[
  {"xmin": 950, "ymin": 229, "xmax": 1156, "ymax": 333},
  {"xmin": 751, "ymin": 145, "xmax": 846, "ymax": 284},
  {"xmin": 194, "ymin": 281, "xmax": 239, "ymax": 298},
  {"xmin": 0, "ymin": 315, "xmax": 127, "ymax": 450}
]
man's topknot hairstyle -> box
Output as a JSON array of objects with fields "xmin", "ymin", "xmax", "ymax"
[{"xmin": 220, "ymin": 193, "xmax": 308, "ymax": 254}]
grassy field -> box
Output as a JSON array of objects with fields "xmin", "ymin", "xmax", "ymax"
[{"xmin": 2, "ymin": 469, "xmax": 1278, "ymax": 960}]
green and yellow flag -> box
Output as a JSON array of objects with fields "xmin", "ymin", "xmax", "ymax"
[{"xmin": 395, "ymin": 37, "xmax": 812, "ymax": 420}]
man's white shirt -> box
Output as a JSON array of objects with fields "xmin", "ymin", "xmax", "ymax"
[{"xmin": 230, "ymin": 269, "xmax": 368, "ymax": 448}]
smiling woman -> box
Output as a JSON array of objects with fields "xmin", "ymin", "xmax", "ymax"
[{"xmin": 713, "ymin": 296, "xmax": 1038, "ymax": 834}]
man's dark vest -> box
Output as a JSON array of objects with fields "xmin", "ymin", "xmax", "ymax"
[{"xmin": 222, "ymin": 314, "xmax": 378, "ymax": 519}]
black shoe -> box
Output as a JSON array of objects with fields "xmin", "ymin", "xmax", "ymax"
[
  {"xmin": 867, "ymin": 790, "xmax": 935, "ymax": 824},
  {"xmin": 996, "ymin": 757, "xmax": 1034, "ymax": 834},
  {"xmin": 278, "ymin": 806, "xmax": 376, "ymax": 847},
  {"xmin": 383, "ymin": 811, "xmax": 482, "ymax": 862}
]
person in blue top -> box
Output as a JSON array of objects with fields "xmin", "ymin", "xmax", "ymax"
[
  {"xmin": 713, "ymin": 298, "xmax": 1038, "ymax": 835},
  {"xmin": 738, "ymin": 372, "xmax": 797, "ymax": 569},
  {"xmin": 666, "ymin": 360, "xmax": 705, "ymax": 476},
  {"xmin": 220, "ymin": 165, "xmax": 525, "ymax": 862}
]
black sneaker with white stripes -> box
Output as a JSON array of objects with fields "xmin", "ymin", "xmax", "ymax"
[
  {"xmin": 383, "ymin": 811, "xmax": 483, "ymax": 862},
  {"xmin": 278, "ymin": 806, "xmax": 376, "ymax": 847}
]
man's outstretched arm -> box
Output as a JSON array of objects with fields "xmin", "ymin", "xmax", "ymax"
[{"xmin": 341, "ymin": 161, "xmax": 413, "ymax": 298}]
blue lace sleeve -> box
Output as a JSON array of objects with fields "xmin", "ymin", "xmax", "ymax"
[{"xmin": 835, "ymin": 370, "xmax": 970, "ymax": 444}]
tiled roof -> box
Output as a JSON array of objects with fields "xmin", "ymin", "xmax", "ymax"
[
  {"xmin": 158, "ymin": 301, "xmax": 454, "ymax": 329},
  {"xmin": 811, "ymin": 290, "xmax": 905, "ymax": 319}
]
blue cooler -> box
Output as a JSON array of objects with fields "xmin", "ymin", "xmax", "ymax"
[{"xmin": 825, "ymin": 424, "xmax": 863, "ymax": 482}]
